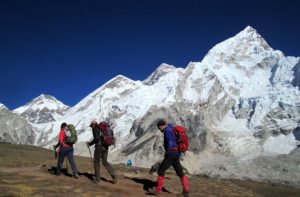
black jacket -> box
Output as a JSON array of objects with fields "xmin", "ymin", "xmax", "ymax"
[{"xmin": 88, "ymin": 127, "xmax": 103, "ymax": 146}]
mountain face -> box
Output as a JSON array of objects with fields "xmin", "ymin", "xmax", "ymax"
[
  {"xmin": 13, "ymin": 94, "xmax": 69, "ymax": 124},
  {"xmin": 11, "ymin": 26, "xmax": 300, "ymax": 187},
  {"xmin": 0, "ymin": 103, "xmax": 36, "ymax": 144}
]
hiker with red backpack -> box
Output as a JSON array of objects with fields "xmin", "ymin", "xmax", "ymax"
[
  {"xmin": 149, "ymin": 119, "xmax": 190, "ymax": 197},
  {"xmin": 56, "ymin": 122, "xmax": 79, "ymax": 178},
  {"xmin": 86, "ymin": 120, "xmax": 117, "ymax": 184}
]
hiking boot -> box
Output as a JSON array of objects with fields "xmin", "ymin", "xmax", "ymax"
[
  {"xmin": 111, "ymin": 175, "xmax": 117, "ymax": 184},
  {"xmin": 148, "ymin": 187, "xmax": 161, "ymax": 196},
  {"xmin": 73, "ymin": 172, "xmax": 79, "ymax": 179},
  {"xmin": 176, "ymin": 191, "xmax": 190, "ymax": 197}
]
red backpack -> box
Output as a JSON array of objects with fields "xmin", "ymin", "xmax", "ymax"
[
  {"xmin": 173, "ymin": 125, "xmax": 189, "ymax": 152},
  {"xmin": 99, "ymin": 122, "xmax": 115, "ymax": 146}
]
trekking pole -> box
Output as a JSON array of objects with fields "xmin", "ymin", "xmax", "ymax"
[
  {"xmin": 87, "ymin": 144, "xmax": 93, "ymax": 162},
  {"xmin": 87, "ymin": 144, "xmax": 94, "ymax": 177}
]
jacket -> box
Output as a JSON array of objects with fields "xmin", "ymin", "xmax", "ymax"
[
  {"xmin": 163, "ymin": 124, "xmax": 181, "ymax": 157},
  {"xmin": 59, "ymin": 128, "xmax": 71, "ymax": 147}
]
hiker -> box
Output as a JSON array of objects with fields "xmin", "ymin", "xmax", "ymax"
[
  {"xmin": 56, "ymin": 122, "xmax": 79, "ymax": 178},
  {"xmin": 86, "ymin": 120, "xmax": 117, "ymax": 184},
  {"xmin": 149, "ymin": 119, "xmax": 190, "ymax": 197}
]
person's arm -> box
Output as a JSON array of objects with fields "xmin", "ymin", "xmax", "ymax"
[
  {"xmin": 88, "ymin": 128, "xmax": 100, "ymax": 146},
  {"xmin": 54, "ymin": 141, "xmax": 60, "ymax": 149}
]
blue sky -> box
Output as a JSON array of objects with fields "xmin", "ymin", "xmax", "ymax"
[{"xmin": 0, "ymin": 0, "xmax": 299, "ymax": 109}]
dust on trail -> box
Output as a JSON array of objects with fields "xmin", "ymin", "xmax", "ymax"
[{"xmin": 0, "ymin": 143, "xmax": 300, "ymax": 197}]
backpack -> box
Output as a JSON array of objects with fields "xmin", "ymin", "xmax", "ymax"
[
  {"xmin": 99, "ymin": 122, "xmax": 115, "ymax": 146},
  {"xmin": 64, "ymin": 124, "xmax": 78, "ymax": 145},
  {"xmin": 173, "ymin": 125, "xmax": 189, "ymax": 152}
]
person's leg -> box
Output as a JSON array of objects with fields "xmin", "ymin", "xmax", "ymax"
[
  {"xmin": 66, "ymin": 147, "xmax": 78, "ymax": 178},
  {"xmin": 172, "ymin": 157, "xmax": 185, "ymax": 177},
  {"xmin": 56, "ymin": 147, "xmax": 66, "ymax": 176},
  {"xmin": 158, "ymin": 155, "xmax": 173, "ymax": 177},
  {"xmin": 150, "ymin": 155, "xmax": 173, "ymax": 195},
  {"xmin": 101, "ymin": 146, "xmax": 116, "ymax": 183},
  {"xmin": 94, "ymin": 146, "xmax": 101, "ymax": 182},
  {"xmin": 173, "ymin": 158, "xmax": 190, "ymax": 196}
]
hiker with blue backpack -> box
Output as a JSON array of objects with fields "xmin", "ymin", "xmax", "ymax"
[
  {"xmin": 149, "ymin": 119, "xmax": 190, "ymax": 197},
  {"xmin": 86, "ymin": 120, "xmax": 117, "ymax": 184},
  {"xmin": 56, "ymin": 122, "xmax": 79, "ymax": 178}
]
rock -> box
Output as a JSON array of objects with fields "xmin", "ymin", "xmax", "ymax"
[{"xmin": 0, "ymin": 105, "xmax": 36, "ymax": 144}]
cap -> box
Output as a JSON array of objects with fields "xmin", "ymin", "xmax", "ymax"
[{"xmin": 89, "ymin": 120, "xmax": 98, "ymax": 127}]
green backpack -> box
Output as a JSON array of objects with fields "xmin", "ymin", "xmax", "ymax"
[{"xmin": 65, "ymin": 124, "xmax": 78, "ymax": 145}]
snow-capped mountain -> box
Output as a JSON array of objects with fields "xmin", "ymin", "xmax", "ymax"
[
  {"xmin": 13, "ymin": 94, "xmax": 69, "ymax": 124},
  {"xmin": 12, "ymin": 26, "xmax": 300, "ymax": 187},
  {"xmin": 143, "ymin": 63, "xmax": 177, "ymax": 85},
  {"xmin": 116, "ymin": 26, "xmax": 300, "ymax": 186},
  {"xmin": 32, "ymin": 68, "xmax": 184, "ymax": 149},
  {"xmin": 0, "ymin": 103, "xmax": 36, "ymax": 144}
]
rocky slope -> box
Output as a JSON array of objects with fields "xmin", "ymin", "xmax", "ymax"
[{"xmin": 0, "ymin": 103, "xmax": 36, "ymax": 144}]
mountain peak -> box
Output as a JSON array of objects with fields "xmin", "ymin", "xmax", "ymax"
[
  {"xmin": 236, "ymin": 26, "xmax": 272, "ymax": 50},
  {"xmin": 33, "ymin": 94, "xmax": 57, "ymax": 102},
  {"xmin": 239, "ymin": 25, "xmax": 257, "ymax": 35},
  {"xmin": 235, "ymin": 26, "xmax": 268, "ymax": 46},
  {"xmin": 111, "ymin": 75, "xmax": 131, "ymax": 82},
  {"xmin": 99, "ymin": 75, "xmax": 134, "ymax": 87},
  {"xmin": 143, "ymin": 63, "xmax": 176, "ymax": 85},
  {"xmin": 27, "ymin": 94, "xmax": 68, "ymax": 108},
  {"xmin": 0, "ymin": 102, "xmax": 7, "ymax": 110},
  {"xmin": 157, "ymin": 63, "xmax": 176, "ymax": 71},
  {"xmin": 244, "ymin": 25, "xmax": 255, "ymax": 31},
  {"xmin": 103, "ymin": 74, "xmax": 136, "ymax": 88},
  {"xmin": 203, "ymin": 26, "xmax": 273, "ymax": 65},
  {"xmin": 13, "ymin": 94, "xmax": 69, "ymax": 123}
]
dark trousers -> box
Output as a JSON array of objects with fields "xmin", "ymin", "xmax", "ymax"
[
  {"xmin": 57, "ymin": 146, "xmax": 78, "ymax": 175},
  {"xmin": 94, "ymin": 145, "xmax": 115, "ymax": 181},
  {"xmin": 158, "ymin": 154, "xmax": 185, "ymax": 177}
]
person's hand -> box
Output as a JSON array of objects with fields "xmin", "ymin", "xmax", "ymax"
[
  {"xmin": 86, "ymin": 141, "xmax": 90, "ymax": 147},
  {"xmin": 53, "ymin": 145, "xmax": 56, "ymax": 149}
]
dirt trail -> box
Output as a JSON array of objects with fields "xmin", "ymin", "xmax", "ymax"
[
  {"xmin": 0, "ymin": 164, "xmax": 257, "ymax": 197},
  {"xmin": 0, "ymin": 143, "xmax": 300, "ymax": 197},
  {"xmin": 0, "ymin": 164, "xmax": 177, "ymax": 197}
]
